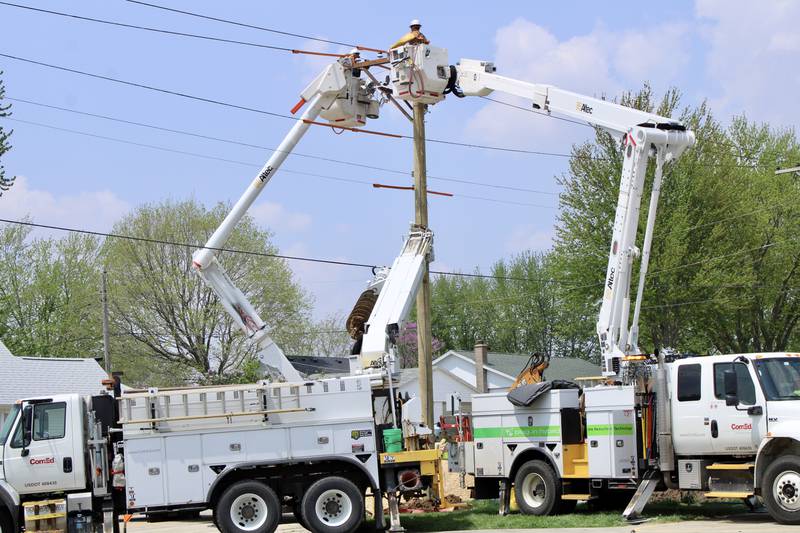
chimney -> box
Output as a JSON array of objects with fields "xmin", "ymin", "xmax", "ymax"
[{"xmin": 474, "ymin": 341, "xmax": 489, "ymax": 393}]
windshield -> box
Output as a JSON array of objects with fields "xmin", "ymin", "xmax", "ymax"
[
  {"xmin": 0, "ymin": 404, "xmax": 20, "ymax": 446},
  {"xmin": 756, "ymin": 358, "xmax": 800, "ymax": 401}
]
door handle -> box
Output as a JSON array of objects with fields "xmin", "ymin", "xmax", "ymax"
[
  {"xmin": 63, "ymin": 456, "xmax": 73, "ymax": 473},
  {"xmin": 710, "ymin": 420, "xmax": 718, "ymax": 438}
]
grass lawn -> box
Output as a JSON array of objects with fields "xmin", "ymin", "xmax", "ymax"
[{"xmin": 391, "ymin": 499, "xmax": 750, "ymax": 531}]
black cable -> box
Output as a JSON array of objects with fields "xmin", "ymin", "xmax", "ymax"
[
  {"xmin": 0, "ymin": 218, "xmax": 561, "ymax": 282},
  {"xmin": 0, "ymin": 53, "xmax": 295, "ymax": 121},
  {"xmin": 4, "ymin": 117, "xmax": 556, "ymax": 208},
  {"xmin": 126, "ymin": 0, "xmax": 357, "ymax": 49},
  {"xmin": 0, "ymin": 52, "xmax": 777, "ymax": 168},
  {"xmin": 0, "ymin": 1, "xmax": 295, "ymax": 52},
  {"xmin": 0, "ymin": 217, "xmax": 378, "ymax": 269},
  {"xmin": 8, "ymin": 97, "xmax": 559, "ymax": 196}
]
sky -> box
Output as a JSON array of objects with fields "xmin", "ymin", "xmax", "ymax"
[{"xmin": 1, "ymin": 0, "xmax": 798, "ymax": 321}]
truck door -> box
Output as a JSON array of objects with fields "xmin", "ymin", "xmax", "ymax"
[
  {"xmin": 3, "ymin": 399, "xmax": 84, "ymax": 494},
  {"xmin": 709, "ymin": 361, "xmax": 766, "ymax": 455},
  {"xmin": 671, "ymin": 363, "xmax": 713, "ymax": 455}
]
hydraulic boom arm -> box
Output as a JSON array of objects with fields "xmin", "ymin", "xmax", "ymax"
[
  {"xmin": 347, "ymin": 227, "xmax": 433, "ymax": 371},
  {"xmin": 192, "ymin": 57, "xmax": 381, "ymax": 381},
  {"xmin": 452, "ymin": 58, "xmax": 695, "ymax": 377}
]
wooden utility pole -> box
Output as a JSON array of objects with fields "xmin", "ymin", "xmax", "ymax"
[
  {"xmin": 412, "ymin": 101, "xmax": 434, "ymax": 431},
  {"xmin": 101, "ymin": 268, "xmax": 111, "ymax": 373}
]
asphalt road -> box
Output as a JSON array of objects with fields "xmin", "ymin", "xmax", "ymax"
[{"xmin": 124, "ymin": 511, "xmax": 795, "ymax": 533}]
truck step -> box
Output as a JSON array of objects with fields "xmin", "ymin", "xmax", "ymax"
[
  {"xmin": 707, "ymin": 463, "xmax": 754, "ymax": 471},
  {"xmin": 704, "ymin": 491, "xmax": 753, "ymax": 498},
  {"xmin": 561, "ymin": 493, "xmax": 593, "ymax": 501}
]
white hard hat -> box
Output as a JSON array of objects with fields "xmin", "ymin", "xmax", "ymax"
[{"xmin": 410, "ymin": 19, "xmax": 421, "ymax": 27}]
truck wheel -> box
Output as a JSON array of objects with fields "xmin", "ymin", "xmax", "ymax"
[
  {"xmin": 0, "ymin": 508, "xmax": 12, "ymax": 533},
  {"xmin": 301, "ymin": 477, "xmax": 364, "ymax": 533},
  {"xmin": 216, "ymin": 480, "xmax": 281, "ymax": 533},
  {"xmin": 514, "ymin": 460, "xmax": 561, "ymax": 516},
  {"xmin": 764, "ymin": 455, "xmax": 800, "ymax": 525},
  {"xmin": 293, "ymin": 503, "xmax": 310, "ymax": 531}
]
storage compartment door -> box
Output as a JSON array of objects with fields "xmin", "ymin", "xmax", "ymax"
[
  {"xmin": 165, "ymin": 435, "xmax": 204, "ymax": 505},
  {"xmin": 124, "ymin": 438, "xmax": 165, "ymax": 508}
]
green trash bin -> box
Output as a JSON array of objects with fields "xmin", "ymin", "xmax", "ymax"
[{"xmin": 383, "ymin": 428, "xmax": 403, "ymax": 453}]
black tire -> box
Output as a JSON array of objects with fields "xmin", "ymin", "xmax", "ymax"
[
  {"xmin": 763, "ymin": 454, "xmax": 800, "ymax": 525},
  {"xmin": 293, "ymin": 503, "xmax": 310, "ymax": 531},
  {"xmin": 514, "ymin": 460, "xmax": 562, "ymax": 516},
  {"xmin": 216, "ymin": 480, "xmax": 281, "ymax": 533},
  {"xmin": 0, "ymin": 508, "xmax": 14, "ymax": 533},
  {"xmin": 301, "ymin": 477, "xmax": 364, "ymax": 533}
]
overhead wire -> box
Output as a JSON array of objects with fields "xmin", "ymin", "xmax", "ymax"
[
  {"xmin": 0, "ymin": 1, "xmax": 296, "ymax": 53},
  {"xmin": 125, "ymin": 0, "xmax": 358, "ymax": 49},
  {"xmin": 0, "ymin": 218, "xmax": 565, "ymax": 282},
  {"xmin": 7, "ymin": 97, "xmax": 559, "ymax": 196},
  {"xmin": 0, "ymin": 53, "xmax": 781, "ymax": 169},
  {"xmin": 3, "ymin": 116, "xmax": 557, "ymax": 209}
]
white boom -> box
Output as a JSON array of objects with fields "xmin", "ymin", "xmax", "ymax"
[
  {"xmin": 192, "ymin": 57, "xmax": 381, "ymax": 381},
  {"xmin": 451, "ymin": 58, "xmax": 695, "ymax": 377},
  {"xmin": 355, "ymin": 227, "xmax": 433, "ymax": 369}
]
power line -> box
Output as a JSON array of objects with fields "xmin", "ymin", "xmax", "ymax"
[
  {"xmin": 0, "ymin": 217, "xmax": 379, "ymax": 269},
  {"xmin": 0, "ymin": 52, "xmax": 779, "ymax": 168},
  {"xmin": 0, "ymin": 1, "xmax": 295, "ymax": 52},
  {"xmin": 4, "ymin": 116, "xmax": 556, "ymax": 209},
  {"xmin": 8, "ymin": 97, "xmax": 559, "ymax": 196},
  {"xmin": 0, "ymin": 53, "xmax": 295, "ymax": 120},
  {"xmin": 0, "ymin": 218, "xmax": 561, "ymax": 283},
  {"xmin": 0, "ymin": 53, "xmax": 629, "ymax": 160},
  {"xmin": 125, "ymin": 0, "xmax": 358, "ymax": 49}
]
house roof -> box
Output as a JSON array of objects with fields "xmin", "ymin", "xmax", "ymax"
[
  {"xmin": 450, "ymin": 350, "xmax": 601, "ymax": 382},
  {"xmin": 0, "ymin": 339, "xmax": 110, "ymax": 405}
]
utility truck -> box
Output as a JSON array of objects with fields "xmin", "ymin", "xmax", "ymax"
[
  {"xmin": 432, "ymin": 49, "xmax": 800, "ymax": 526},
  {"xmin": 0, "ymin": 51, "xmax": 442, "ymax": 533},
  {"xmin": 3, "ymin": 23, "xmax": 798, "ymax": 533}
]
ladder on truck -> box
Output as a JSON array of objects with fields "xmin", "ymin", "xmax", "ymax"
[{"xmin": 117, "ymin": 382, "xmax": 316, "ymax": 432}]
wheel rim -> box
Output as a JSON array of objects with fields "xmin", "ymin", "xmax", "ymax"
[
  {"xmin": 230, "ymin": 493, "xmax": 269, "ymax": 531},
  {"xmin": 315, "ymin": 488, "xmax": 353, "ymax": 527},
  {"xmin": 520, "ymin": 472, "xmax": 547, "ymax": 509},
  {"xmin": 774, "ymin": 470, "xmax": 800, "ymax": 512}
]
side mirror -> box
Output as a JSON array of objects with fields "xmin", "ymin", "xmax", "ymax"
[{"xmin": 724, "ymin": 369, "xmax": 739, "ymax": 406}]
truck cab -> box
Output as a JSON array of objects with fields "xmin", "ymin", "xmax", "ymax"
[
  {"xmin": 669, "ymin": 353, "xmax": 800, "ymax": 523},
  {"xmin": 1, "ymin": 395, "xmax": 88, "ymax": 495},
  {"xmin": 0, "ymin": 393, "xmax": 118, "ymax": 533},
  {"xmin": 670, "ymin": 353, "xmax": 800, "ymax": 456}
]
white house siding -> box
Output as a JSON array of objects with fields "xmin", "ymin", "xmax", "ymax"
[
  {"xmin": 434, "ymin": 352, "xmax": 513, "ymax": 392},
  {"xmin": 398, "ymin": 368, "xmax": 475, "ymax": 420}
]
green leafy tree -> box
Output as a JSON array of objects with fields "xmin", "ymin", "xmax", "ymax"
[
  {"xmin": 0, "ymin": 72, "xmax": 15, "ymax": 196},
  {"xmin": 0, "ymin": 223, "xmax": 103, "ymax": 356},
  {"xmin": 102, "ymin": 199, "xmax": 311, "ymax": 385},
  {"xmin": 554, "ymin": 84, "xmax": 800, "ymax": 355},
  {"xmin": 431, "ymin": 252, "xmax": 594, "ymax": 360}
]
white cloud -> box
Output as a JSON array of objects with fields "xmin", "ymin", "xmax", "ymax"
[
  {"xmin": 465, "ymin": 18, "xmax": 692, "ymax": 147},
  {"xmin": 250, "ymin": 201, "xmax": 312, "ymax": 233},
  {"xmin": 0, "ymin": 176, "xmax": 129, "ymax": 232},
  {"xmin": 695, "ymin": 0, "xmax": 800, "ymax": 126},
  {"xmin": 506, "ymin": 225, "xmax": 553, "ymax": 253}
]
